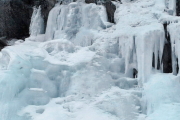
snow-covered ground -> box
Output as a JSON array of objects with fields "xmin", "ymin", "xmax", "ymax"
[{"xmin": 0, "ymin": 0, "xmax": 180, "ymax": 120}]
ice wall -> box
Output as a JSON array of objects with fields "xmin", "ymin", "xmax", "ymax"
[
  {"xmin": 45, "ymin": 2, "xmax": 111, "ymax": 42},
  {"xmin": 168, "ymin": 0, "xmax": 176, "ymax": 15},
  {"xmin": 164, "ymin": 0, "xmax": 176, "ymax": 15},
  {"xmin": 136, "ymin": 24, "xmax": 165, "ymax": 84}
]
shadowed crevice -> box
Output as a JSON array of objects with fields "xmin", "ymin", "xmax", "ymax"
[{"xmin": 162, "ymin": 23, "xmax": 172, "ymax": 73}]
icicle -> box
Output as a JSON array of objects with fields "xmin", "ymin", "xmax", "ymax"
[
  {"xmin": 132, "ymin": 36, "xmax": 137, "ymax": 69},
  {"xmin": 118, "ymin": 35, "xmax": 134, "ymax": 76},
  {"xmin": 118, "ymin": 24, "xmax": 165, "ymax": 86},
  {"xmin": 168, "ymin": 23, "xmax": 180, "ymax": 75},
  {"xmin": 29, "ymin": 7, "xmax": 38, "ymax": 36},
  {"xmin": 135, "ymin": 24, "xmax": 165, "ymax": 85}
]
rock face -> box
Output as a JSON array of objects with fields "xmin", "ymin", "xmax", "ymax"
[
  {"xmin": 0, "ymin": 0, "xmax": 30, "ymax": 39},
  {"xmin": 0, "ymin": 0, "xmax": 56, "ymax": 39},
  {"xmin": 85, "ymin": 0, "xmax": 97, "ymax": 4},
  {"xmin": 177, "ymin": 0, "xmax": 180, "ymax": 16},
  {"xmin": 103, "ymin": 1, "xmax": 116, "ymax": 23}
]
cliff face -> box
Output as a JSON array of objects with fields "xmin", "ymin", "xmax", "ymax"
[
  {"xmin": 0, "ymin": 0, "xmax": 56, "ymax": 39},
  {"xmin": 0, "ymin": 1, "xmax": 30, "ymax": 39}
]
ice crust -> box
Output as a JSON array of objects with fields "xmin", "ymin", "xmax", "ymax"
[{"xmin": 0, "ymin": 0, "xmax": 180, "ymax": 120}]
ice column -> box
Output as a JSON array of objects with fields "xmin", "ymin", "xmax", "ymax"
[
  {"xmin": 135, "ymin": 25, "xmax": 165, "ymax": 85},
  {"xmin": 168, "ymin": 23, "xmax": 180, "ymax": 75},
  {"xmin": 29, "ymin": 6, "xmax": 45, "ymax": 36}
]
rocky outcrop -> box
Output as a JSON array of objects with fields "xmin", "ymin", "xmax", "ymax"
[{"xmin": 0, "ymin": 0, "xmax": 56, "ymax": 39}]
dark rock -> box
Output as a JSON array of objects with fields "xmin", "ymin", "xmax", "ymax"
[
  {"xmin": 152, "ymin": 52, "xmax": 161, "ymax": 70},
  {"xmin": 0, "ymin": 37, "xmax": 8, "ymax": 51},
  {"xmin": 0, "ymin": 0, "xmax": 56, "ymax": 39},
  {"xmin": 103, "ymin": 1, "xmax": 116, "ymax": 23},
  {"xmin": 176, "ymin": 0, "xmax": 180, "ymax": 16},
  {"xmin": 176, "ymin": 58, "xmax": 179, "ymax": 74},
  {"xmin": 162, "ymin": 23, "xmax": 172, "ymax": 73},
  {"xmin": 0, "ymin": 1, "xmax": 31, "ymax": 39},
  {"xmin": 85, "ymin": 0, "xmax": 97, "ymax": 4},
  {"xmin": 133, "ymin": 68, "xmax": 138, "ymax": 78}
]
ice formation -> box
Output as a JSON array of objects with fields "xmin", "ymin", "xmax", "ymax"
[
  {"xmin": 45, "ymin": 2, "xmax": 111, "ymax": 41},
  {"xmin": 0, "ymin": 0, "xmax": 180, "ymax": 120},
  {"xmin": 168, "ymin": 23, "xmax": 180, "ymax": 75},
  {"xmin": 30, "ymin": 6, "xmax": 45, "ymax": 37}
]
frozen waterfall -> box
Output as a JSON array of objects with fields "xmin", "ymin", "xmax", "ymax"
[
  {"xmin": 0, "ymin": 0, "xmax": 180, "ymax": 120},
  {"xmin": 29, "ymin": 6, "xmax": 45, "ymax": 37}
]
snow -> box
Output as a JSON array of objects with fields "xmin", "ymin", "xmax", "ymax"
[{"xmin": 0, "ymin": 0, "xmax": 180, "ymax": 120}]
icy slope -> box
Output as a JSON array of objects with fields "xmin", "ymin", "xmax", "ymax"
[
  {"xmin": 0, "ymin": 0, "xmax": 180, "ymax": 120},
  {"xmin": 19, "ymin": 87, "xmax": 141, "ymax": 120}
]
